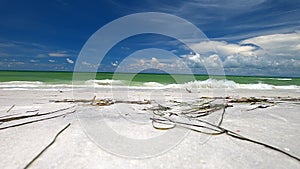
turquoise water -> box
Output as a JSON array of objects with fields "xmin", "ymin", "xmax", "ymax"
[{"xmin": 0, "ymin": 70, "xmax": 299, "ymax": 86}]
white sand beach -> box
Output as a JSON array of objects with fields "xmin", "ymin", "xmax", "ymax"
[
  {"xmin": 0, "ymin": 87, "xmax": 299, "ymax": 169},
  {"xmin": 1, "ymin": 0, "xmax": 300, "ymax": 168}
]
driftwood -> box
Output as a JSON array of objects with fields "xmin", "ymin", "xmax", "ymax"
[
  {"xmin": 0, "ymin": 110, "xmax": 75, "ymax": 131},
  {"xmin": 23, "ymin": 123, "xmax": 71, "ymax": 169},
  {"xmin": 0, "ymin": 106, "xmax": 75, "ymax": 130},
  {"xmin": 6, "ymin": 105, "xmax": 15, "ymax": 113},
  {"xmin": 143, "ymin": 104, "xmax": 171, "ymax": 111},
  {"xmin": 228, "ymin": 97, "xmax": 270, "ymax": 103},
  {"xmin": 276, "ymin": 97, "xmax": 300, "ymax": 102},
  {"xmin": 52, "ymin": 98, "xmax": 151, "ymax": 106},
  {"xmin": 0, "ymin": 106, "xmax": 75, "ymax": 123},
  {"xmin": 185, "ymin": 88, "xmax": 192, "ymax": 93},
  {"xmin": 246, "ymin": 105, "xmax": 273, "ymax": 111}
]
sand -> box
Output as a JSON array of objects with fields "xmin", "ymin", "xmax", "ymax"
[{"xmin": 0, "ymin": 88, "xmax": 299, "ymax": 169}]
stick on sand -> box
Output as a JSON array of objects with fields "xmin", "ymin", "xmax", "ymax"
[
  {"xmin": 23, "ymin": 123, "xmax": 71, "ymax": 169},
  {"xmin": 6, "ymin": 105, "xmax": 15, "ymax": 113}
]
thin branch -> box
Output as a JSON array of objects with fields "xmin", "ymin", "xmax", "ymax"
[
  {"xmin": 52, "ymin": 98, "xmax": 151, "ymax": 106},
  {"xmin": 6, "ymin": 105, "xmax": 15, "ymax": 113},
  {"xmin": 246, "ymin": 105, "xmax": 273, "ymax": 111},
  {"xmin": 225, "ymin": 130, "xmax": 300, "ymax": 162},
  {"xmin": 0, "ymin": 106, "xmax": 75, "ymax": 123},
  {"xmin": 0, "ymin": 110, "xmax": 75, "ymax": 131},
  {"xmin": 23, "ymin": 123, "xmax": 71, "ymax": 169}
]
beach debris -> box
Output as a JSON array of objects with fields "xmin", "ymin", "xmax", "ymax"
[
  {"xmin": 23, "ymin": 123, "xmax": 71, "ymax": 169},
  {"xmin": 93, "ymin": 99, "xmax": 114, "ymax": 106},
  {"xmin": 246, "ymin": 104, "xmax": 273, "ymax": 111},
  {"xmin": 6, "ymin": 104, "xmax": 15, "ymax": 113},
  {"xmin": 226, "ymin": 96, "xmax": 277, "ymax": 111},
  {"xmin": 52, "ymin": 98, "xmax": 151, "ymax": 106},
  {"xmin": 185, "ymin": 88, "xmax": 192, "ymax": 93},
  {"xmin": 143, "ymin": 104, "xmax": 171, "ymax": 112},
  {"xmin": 49, "ymin": 96, "xmax": 300, "ymax": 162},
  {"xmin": 273, "ymin": 97, "xmax": 300, "ymax": 105},
  {"xmin": 0, "ymin": 106, "xmax": 75, "ymax": 130},
  {"xmin": 149, "ymin": 97, "xmax": 300, "ymax": 162},
  {"xmin": 91, "ymin": 95, "xmax": 96, "ymax": 104},
  {"xmin": 0, "ymin": 106, "xmax": 75, "ymax": 123},
  {"xmin": 25, "ymin": 109, "xmax": 39, "ymax": 113},
  {"xmin": 276, "ymin": 97, "xmax": 300, "ymax": 102},
  {"xmin": 228, "ymin": 97, "xmax": 270, "ymax": 103},
  {"xmin": 115, "ymin": 100, "xmax": 151, "ymax": 105}
]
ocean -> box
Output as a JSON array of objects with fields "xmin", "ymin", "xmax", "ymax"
[{"xmin": 0, "ymin": 70, "xmax": 299, "ymax": 90}]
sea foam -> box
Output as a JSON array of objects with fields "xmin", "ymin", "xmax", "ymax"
[{"xmin": 0, "ymin": 79, "xmax": 299, "ymax": 90}]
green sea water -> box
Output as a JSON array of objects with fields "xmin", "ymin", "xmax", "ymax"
[{"xmin": 0, "ymin": 70, "xmax": 299, "ymax": 86}]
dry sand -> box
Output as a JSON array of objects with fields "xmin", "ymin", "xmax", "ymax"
[{"xmin": 0, "ymin": 88, "xmax": 299, "ymax": 169}]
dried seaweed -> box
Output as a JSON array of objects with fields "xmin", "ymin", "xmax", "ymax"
[
  {"xmin": 48, "ymin": 96, "xmax": 300, "ymax": 162},
  {"xmin": 150, "ymin": 98, "xmax": 300, "ymax": 162}
]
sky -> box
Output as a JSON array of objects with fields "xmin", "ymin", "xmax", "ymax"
[{"xmin": 0, "ymin": 0, "xmax": 299, "ymax": 77}]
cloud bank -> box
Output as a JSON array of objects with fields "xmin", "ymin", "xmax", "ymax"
[{"xmin": 117, "ymin": 32, "xmax": 299, "ymax": 76}]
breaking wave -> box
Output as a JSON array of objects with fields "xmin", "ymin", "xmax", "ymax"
[{"xmin": 0, "ymin": 78, "xmax": 299, "ymax": 91}]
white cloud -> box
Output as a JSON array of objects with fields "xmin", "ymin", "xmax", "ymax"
[
  {"xmin": 81, "ymin": 61, "xmax": 100, "ymax": 68},
  {"xmin": 29, "ymin": 59, "xmax": 38, "ymax": 63},
  {"xmin": 191, "ymin": 41, "xmax": 257, "ymax": 57},
  {"xmin": 111, "ymin": 61, "xmax": 118, "ymax": 67},
  {"xmin": 49, "ymin": 59, "xmax": 55, "ymax": 63},
  {"xmin": 115, "ymin": 55, "xmax": 192, "ymax": 74},
  {"xmin": 48, "ymin": 51, "xmax": 69, "ymax": 57},
  {"xmin": 66, "ymin": 58, "xmax": 74, "ymax": 64},
  {"xmin": 240, "ymin": 32, "xmax": 300, "ymax": 57},
  {"xmin": 184, "ymin": 32, "xmax": 300, "ymax": 75},
  {"xmin": 81, "ymin": 61, "xmax": 90, "ymax": 65},
  {"xmin": 139, "ymin": 59, "xmax": 145, "ymax": 66},
  {"xmin": 187, "ymin": 52, "xmax": 201, "ymax": 63},
  {"xmin": 151, "ymin": 57, "xmax": 158, "ymax": 63},
  {"xmin": 182, "ymin": 53, "xmax": 222, "ymax": 68}
]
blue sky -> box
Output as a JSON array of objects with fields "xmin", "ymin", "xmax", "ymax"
[{"xmin": 0, "ymin": 0, "xmax": 299, "ymax": 76}]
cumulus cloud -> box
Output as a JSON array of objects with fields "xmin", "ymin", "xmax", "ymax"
[
  {"xmin": 185, "ymin": 32, "xmax": 300, "ymax": 76},
  {"xmin": 66, "ymin": 58, "xmax": 74, "ymax": 64},
  {"xmin": 182, "ymin": 52, "xmax": 222, "ymax": 69},
  {"xmin": 139, "ymin": 59, "xmax": 145, "ymax": 66},
  {"xmin": 148, "ymin": 57, "xmax": 167, "ymax": 68},
  {"xmin": 150, "ymin": 57, "xmax": 159, "ymax": 67},
  {"xmin": 127, "ymin": 57, "xmax": 166, "ymax": 69},
  {"xmin": 187, "ymin": 52, "xmax": 201, "ymax": 63},
  {"xmin": 191, "ymin": 41, "xmax": 257, "ymax": 57},
  {"xmin": 115, "ymin": 55, "xmax": 192, "ymax": 74},
  {"xmin": 240, "ymin": 32, "xmax": 300, "ymax": 57},
  {"xmin": 111, "ymin": 61, "xmax": 118, "ymax": 67}
]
